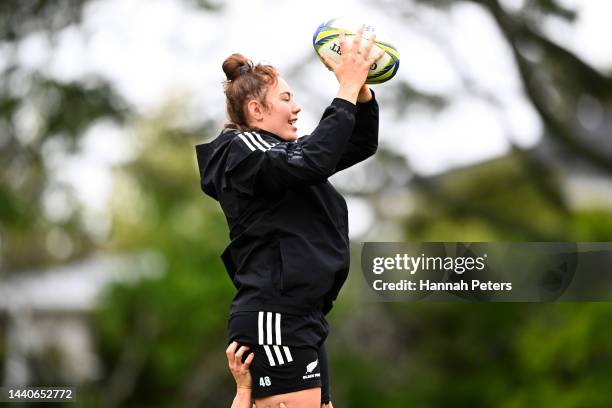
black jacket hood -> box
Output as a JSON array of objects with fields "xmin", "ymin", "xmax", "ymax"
[{"xmin": 195, "ymin": 129, "xmax": 236, "ymax": 201}]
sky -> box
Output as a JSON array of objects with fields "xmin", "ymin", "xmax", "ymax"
[{"xmin": 15, "ymin": 0, "xmax": 612, "ymax": 239}]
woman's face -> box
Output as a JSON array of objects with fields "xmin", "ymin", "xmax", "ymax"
[{"xmin": 249, "ymin": 76, "xmax": 301, "ymax": 141}]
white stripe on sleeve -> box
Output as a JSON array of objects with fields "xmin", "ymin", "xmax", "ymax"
[
  {"xmin": 253, "ymin": 132, "xmax": 273, "ymax": 149},
  {"xmin": 245, "ymin": 132, "xmax": 267, "ymax": 151},
  {"xmin": 263, "ymin": 345, "xmax": 276, "ymax": 366},
  {"xmin": 237, "ymin": 133, "xmax": 256, "ymax": 151}
]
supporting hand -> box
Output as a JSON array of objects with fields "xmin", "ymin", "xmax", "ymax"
[{"xmin": 227, "ymin": 341, "xmax": 255, "ymax": 408}]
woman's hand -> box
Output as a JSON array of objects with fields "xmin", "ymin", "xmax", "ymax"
[
  {"xmin": 227, "ymin": 341, "xmax": 255, "ymax": 408},
  {"xmin": 227, "ymin": 341, "xmax": 254, "ymax": 390},
  {"xmin": 321, "ymin": 25, "xmax": 384, "ymax": 104}
]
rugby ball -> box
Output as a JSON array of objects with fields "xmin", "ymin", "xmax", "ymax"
[{"xmin": 313, "ymin": 18, "xmax": 400, "ymax": 84}]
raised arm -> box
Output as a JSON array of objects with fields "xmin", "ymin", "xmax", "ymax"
[{"xmin": 334, "ymin": 84, "xmax": 379, "ymax": 173}]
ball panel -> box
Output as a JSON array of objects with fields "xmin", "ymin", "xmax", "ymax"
[
  {"xmin": 376, "ymin": 42, "xmax": 400, "ymax": 61},
  {"xmin": 366, "ymin": 60, "xmax": 399, "ymax": 84},
  {"xmin": 312, "ymin": 22, "xmax": 326, "ymax": 45},
  {"xmin": 314, "ymin": 31, "xmax": 340, "ymax": 48}
]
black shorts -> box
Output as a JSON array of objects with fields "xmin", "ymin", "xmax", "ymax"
[{"xmin": 228, "ymin": 310, "xmax": 331, "ymax": 403}]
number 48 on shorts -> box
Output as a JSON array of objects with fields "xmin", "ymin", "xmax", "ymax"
[{"xmin": 259, "ymin": 376, "xmax": 272, "ymax": 387}]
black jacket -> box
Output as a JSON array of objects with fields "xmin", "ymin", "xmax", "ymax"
[{"xmin": 195, "ymin": 92, "xmax": 378, "ymax": 315}]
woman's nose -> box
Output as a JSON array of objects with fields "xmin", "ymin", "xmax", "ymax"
[{"xmin": 293, "ymin": 103, "xmax": 301, "ymax": 114}]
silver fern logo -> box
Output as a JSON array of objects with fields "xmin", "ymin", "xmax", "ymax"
[
  {"xmin": 305, "ymin": 359, "xmax": 318, "ymax": 374},
  {"xmin": 303, "ymin": 359, "xmax": 321, "ymax": 380}
]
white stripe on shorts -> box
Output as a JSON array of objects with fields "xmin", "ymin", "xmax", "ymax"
[
  {"xmin": 258, "ymin": 311, "xmax": 264, "ymax": 345},
  {"xmin": 272, "ymin": 345, "xmax": 284, "ymax": 365},
  {"xmin": 266, "ymin": 312, "xmax": 273, "ymax": 345},
  {"xmin": 263, "ymin": 345, "xmax": 276, "ymax": 366},
  {"xmin": 283, "ymin": 346, "xmax": 293, "ymax": 362},
  {"xmin": 258, "ymin": 311, "xmax": 291, "ymax": 366},
  {"xmin": 275, "ymin": 313, "xmax": 282, "ymax": 345}
]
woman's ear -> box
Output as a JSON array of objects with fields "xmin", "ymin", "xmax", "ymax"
[{"xmin": 246, "ymin": 99, "xmax": 263, "ymax": 124}]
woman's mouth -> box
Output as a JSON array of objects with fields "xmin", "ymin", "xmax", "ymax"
[{"xmin": 288, "ymin": 118, "xmax": 298, "ymax": 131}]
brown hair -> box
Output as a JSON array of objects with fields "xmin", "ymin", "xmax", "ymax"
[{"xmin": 222, "ymin": 53, "xmax": 278, "ymax": 131}]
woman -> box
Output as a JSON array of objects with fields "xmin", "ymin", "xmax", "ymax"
[{"xmin": 196, "ymin": 27, "xmax": 382, "ymax": 407}]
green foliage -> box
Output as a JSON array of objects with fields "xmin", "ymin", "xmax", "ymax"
[
  {"xmin": 1, "ymin": 15, "xmax": 130, "ymax": 271},
  {"xmin": 325, "ymin": 301, "xmax": 612, "ymax": 407},
  {"xmin": 404, "ymin": 155, "xmax": 565, "ymax": 241}
]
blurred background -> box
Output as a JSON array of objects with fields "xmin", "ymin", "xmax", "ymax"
[{"xmin": 1, "ymin": 0, "xmax": 612, "ymax": 406}]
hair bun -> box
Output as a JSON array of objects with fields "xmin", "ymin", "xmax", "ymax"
[{"xmin": 222, "ymin": 53, "xmax": 252, "ymax": 81}]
